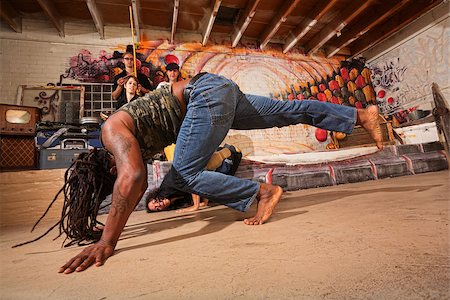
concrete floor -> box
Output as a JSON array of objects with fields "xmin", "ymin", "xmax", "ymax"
[{"xmin": 1, "ymin": 171, "xmax": 449, "ymax": 299}]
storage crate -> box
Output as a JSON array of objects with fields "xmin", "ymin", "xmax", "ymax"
[{"xmin": 332, "ymin": 121, "xmax": 395, "ymax": 148}]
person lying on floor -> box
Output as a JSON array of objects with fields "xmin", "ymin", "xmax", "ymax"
[
  {"xmin": 147, "ymin": 144, "xmax": 242, "ymax": 213},
  {"xmin": 146, "ymin": 189, "xmax": 208, "ymax": 213}
]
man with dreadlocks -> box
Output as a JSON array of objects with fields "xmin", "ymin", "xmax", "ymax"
[{"xmin": 55, "ymin": 72, "xmax": 382, "ymax": 274}]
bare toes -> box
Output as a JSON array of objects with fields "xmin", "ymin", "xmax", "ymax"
[{"xmin": 244, "ymin": 217, "xmax": 261, "ymax": 225}]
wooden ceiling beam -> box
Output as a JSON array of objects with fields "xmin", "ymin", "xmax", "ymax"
[
  {"xmin": 350, "ymin": 0, "xmax": 443, "ymax": 57},
  {"xmin": 85, "ymin": 0, "xmax": 105, "ymax": 39},
  {"xmin": 231, "ymin": 0, "xmax": 261, "ymax": 47},
  {"xmin": 0, "ymin": 1, "xmax": 22, "ymax": 33},
  {"xmin": 202, "ymin": 0, "xmax": 222, "ymax": 46},
  {"xmin": 36, "ymin": 0, "xmax": 64, "ymax": 37},
  {"xmin": 283, "ymin": 0, "xmax": 339, "ymax": 53},
  {"xmin": 306, "ymin": 0, "xmax": 377, "ymax": 55},
  {"xmin": 259, "ymin": 0, "xmax": 301, "ymax": 50},
  {"xmin": 327, "ymin": 0, "xmax": 412, "ymax": 58},
  {"xmin": 131, "ymin": 0, "xmax": 141, "ymax": 43},
  {"xmin": 170, "ymin": 0, "xmax": 180, "ymax": 44}
]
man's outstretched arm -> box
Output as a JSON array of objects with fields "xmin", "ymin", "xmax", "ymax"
[{"xmin": 59, "ymin": 113, "xmax": 147, "ymax": 274}]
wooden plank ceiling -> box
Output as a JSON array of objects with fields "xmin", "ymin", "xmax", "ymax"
[{"xmin": 1, "ymin": 0, "xmax": 444, "ymax": 57}]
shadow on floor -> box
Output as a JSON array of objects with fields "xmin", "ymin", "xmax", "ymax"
[{"xmin": 113, "ymin": 183, "xmax": 441, "ymax": 255}]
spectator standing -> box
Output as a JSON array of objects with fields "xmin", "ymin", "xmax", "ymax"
[
  {"xmin": 115, "ymin": 75, "xmax": 139, "ymax": 109},
  {"xmin": 112, "ymin": 52, "xmax": 152, "ymax": 106},
  {"xmin": 156, "ymin": 63, "xmax": 183, "ymax": 89}
]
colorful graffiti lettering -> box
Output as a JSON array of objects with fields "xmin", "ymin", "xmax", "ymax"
[
  {"xmin": 63, "ymin": 50, "xmax": 121, "ymax": 83},
  {"xmin": 67, "ymin": 52, "xmax": 111, "ymax": 82}
]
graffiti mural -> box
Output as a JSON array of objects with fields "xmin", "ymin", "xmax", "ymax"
[
  {"xmin": 369, "ymin": 17, "xmax": 449, "ymax": 124},
  {"xmin": 59, "ymin": 41, "xmax": 375, "ymax": 109},
  {"xmin": 39, "ymin": 40, "xmax": 378, "ymax": 154},
  {"xmin": 61, "ymin": 41, "xmax": 346, "ymax": 97},
  {"xmin": 64, "ymin": 50, "xmax": 114, "ymax": 82},
  {"xmin": 370, "ymin": 58, "xmax": 408, "ymax": 118},
  {"xmin": 371, "ymin": 58, "xmax": 407, "ymax": 89},
  {"xmin": 277, "ymin": 58, "xmax": 376, "ymax": 111}
]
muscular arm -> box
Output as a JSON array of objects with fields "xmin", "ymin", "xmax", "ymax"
[
  {"xmin": 59, "ymin": 112, "xmax": 147, "ymax": 274},
  {"xmin": 99, "ymin": 118, "xmax": 147, "ymax": 246}
]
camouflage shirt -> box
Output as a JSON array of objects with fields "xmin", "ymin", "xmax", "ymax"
[{"xmin": 118, "ymin": 85, "xmax": 183, "ymax": 161}]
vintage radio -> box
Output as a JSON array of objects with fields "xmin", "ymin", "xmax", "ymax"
[{"xmin": 0, "ymin": 104, "xmax": 40, "ymax": 136}]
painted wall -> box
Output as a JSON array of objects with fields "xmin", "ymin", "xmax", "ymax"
[
  {"xmin": 368, "ymin": 16, "xmax": 449, "ymax": 124},
  {"xmin": 1, "ymin": 19, "xmax": 363, "ymax": 155},
  {"xmin": 0, "ymin": 18, "xmax": 380, "ymax": 155}
]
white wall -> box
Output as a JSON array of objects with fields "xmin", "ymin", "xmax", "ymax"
[{"xmin": 363, "ymin": 2, "xmax": 449, "ymax": 116}]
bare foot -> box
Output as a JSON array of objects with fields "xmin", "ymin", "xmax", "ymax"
[
  {"xmin": 357, "ymin": 105, "xmax": 384, "ymax": 149},
  {"xmin": 244, "ymin": 183, "xmax": 283, "ymax": 225}
]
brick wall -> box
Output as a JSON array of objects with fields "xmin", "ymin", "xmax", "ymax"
[{"xmin": 0, "ymin": 19, "xmax": 132, "ymax": 104}]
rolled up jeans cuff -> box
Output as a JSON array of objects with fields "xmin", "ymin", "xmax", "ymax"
[{"xmin": 223, "ymin": 183, "xmax": 260, "ymax": 212}]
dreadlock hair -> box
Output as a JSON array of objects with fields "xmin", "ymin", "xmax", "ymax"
[{"xmin": 13, "ymin": 148, "xmax": 116, "ymax": 248}]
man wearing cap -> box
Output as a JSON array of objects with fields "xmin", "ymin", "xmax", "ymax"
[{"xmin": 156, "ymin": 62, "xmax": 183, "ymax": 89}]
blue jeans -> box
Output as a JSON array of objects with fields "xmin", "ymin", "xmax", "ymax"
[{"xmin": 160, "ymin": 73, "xmax": 356, "ymax": 211}]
